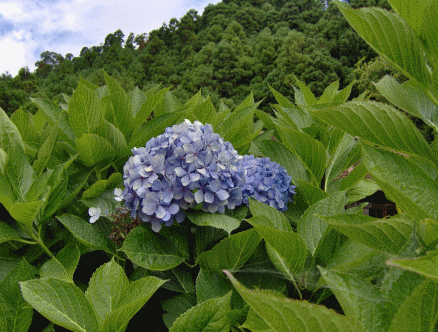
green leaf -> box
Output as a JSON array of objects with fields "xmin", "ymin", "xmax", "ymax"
[
  {"xmin": 277, "ymin": 125, "xmax": 326, "ymax": 184},
  {"xmin": 9, "ymin": 200, "xmax": 46, "ymax": 237},
  {"xmin": 101, "ymin": 276, "xmax": 167, "ymax": 332},
  {"xmin": 387, "ymin": 248, "xmax": 438, "ymax": 282},
  {"xmin": 375, "ymin": 76, "xmax": 438, "ymax": 133},
  {"xmin": 388, "ymin": 279, "xmax": 438, "ymax": 332},
  {"xmin": 130, "ymin": 86, "xmax": 146, "ymax": 117},
  {"xmin": 319, "ymin": 267, "xmax": 392, "ymax": 332},
  {"xmin": 344, "ymin": 179, "xmax": 380, "ymax": 206},
  {"xmin": 297, "ymin": 192, "xmax": 347, "ymax": 255},
  {"xmin": 0, "ymin": 222, "xmax": 21, "ymax": 244},
  {"xmin": 192, "ymin": 96, "xmax": 216, "ymax": 125},
  {"xmin": 10, "ymin": 107, "xmax": 41, "ymax": 145},
  {"xmin": 195, "ymin": 226, "xmax": 228, "ymax": 258},
  {"xmin": 248, "ymin": 198, "xmax": 291, "ymax": 232},
  {"xmin": 56, "ymin": 214, "xmax": 117, "ymax": 256},
  {"xmin": 312, "ymin": 100, "xmax": 435, "ymax": 163},
  {"xmin": 293, "ymin": 76, "xmax": 318, "ymax": 106},
  {"xmin": 388, "ymin": 0, "xmax": 438, "ymax": 65},
  {"xmin": 39, "ymin": 244, "xmax": 80, "ymax": 283},
  {"xmin": 318, "ymin": 214, "xmax": 413, "ymax": 255},
  {"xmin": 0, "ymin": 147, "xmax": 7, "ymax": 175},
  {"xmin": 250, "ymin": 140, "xmax": 311, "ymax": 185},
  {"xmin": 186, "ymin": 211, "xmax": 240, "ymax": 235},
  {"xmin": 68, "ymin": 81, "xmax": 104, "ymax": 139},
  {"xmin": 0, "ymin": 107, "xmax": 25, "ymax": 154},
  {"xmin": 41, "ymin": 163, "xmax": 69, "ymax": 220},
  {"xmin": 94, "ymin": 120, "xmax": 128, "ymax": 159},
  {"xmin": 82, "ymin": 172, "xmax": 122, "ymax": 199},
  {"xmin": 276, "ymin": 106, "xmax": 313, "ymax": 130},
  {"xmin": 215, "ymin": 104, "xmax": 258, "ymax": 143},
  {"xmin": 361, "ymin": 143, "xmax": 438, "ymax": 220},
  {"xmin": 317, "ymin": 79, "xmax": 341, "ymax": 104},
  {"xmin": 198, "ymin": 229, "xmax": 262, "ymax": 273},
  {"xmin": 418, "ymin": 218, "xmax": 438, "ymax": 246},
  {"xmin": 253, "ymin": 224, "xmax": 307, "ymax": 279},
  {"xmin": 169, "ymin": 291, "xmax": 232, "ymax": 332},
  {"xmin": 127, "ymin": 113, "xmax": 185, "ymax": 154},
  {"xmin": 102, "ymin": 71, "xmax": 133, "ymax": 141},
  {"xmin": 162, "ymin": 292, "xmax": 197, "ymax": 329},
  {"xmin": 4, "ymin": 133, "xmax": 36, "ymax": 201},
  {"xmin": 333, "ymin": 80, "xmax": 355, "ymax": 104},
  {"xmin": 85, "ymin": 259, "xmax": 129, "ymax": 326},
  {"xmin": 151, "ymin": 267, "xmax": 194, "ymax": 293},
  {"xmin": 224, "ymin": 270, "xmax": 365, "ymax": 332},
  {"xmin": 338, "ymin": 162, "xmax": 368, "ymax": 192},
  {"xmin": 335, "ymin": 1, "xmax": 430, "ymax": 88},
  {"xmin": 195, "ymin": 270, "xmax": 236, "ymax": 305},
  {"xmin": 120, "ymin": 225, "xmax": 184, "ymax": 271},
  {"xmin": 132, "ymin": 86, "xmax": 171, "ymax": 133},
  {"xmin": 31, "ymin": 98, "xmax": 76, "ymax": 146},
  {"xmin": 0, "ymin": 258, "xmax": 34, "ymax": 332},
  {"xmin": 20, "ymin": 278, "xmax": 99, "ymax": 332},
  {"xmin": 32, "ymin": 125, "xmax": 58, "ymax": 176},
  {"xmin": 75, "ymin": 134, "xmax": 115, "ymax": 167},
  {"xmin": 268, "ymin": 84, "xmax": 296, "ymax": 108}
]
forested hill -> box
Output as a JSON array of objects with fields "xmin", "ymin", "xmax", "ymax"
[{"xmin": 0, "ymin": 0, "xmax": 394, "ymax": 117}]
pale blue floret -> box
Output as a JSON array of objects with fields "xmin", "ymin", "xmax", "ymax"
[{"xmin": 238, "ymin": 155, "xmax": 296, "ymax": 212}]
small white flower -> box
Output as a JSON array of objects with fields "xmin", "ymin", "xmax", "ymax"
[
  {"xmin": 114, "ymin": 188, "xmax": 124, "ymax": 202},
  {"xmin": 88, "ymin": 207, "xmax": 101, "ymax": 223}
]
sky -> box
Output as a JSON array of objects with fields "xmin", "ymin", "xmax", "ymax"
[{"xmin": 0, "ymin": 0, "xmax": 222, "ymax": 77}]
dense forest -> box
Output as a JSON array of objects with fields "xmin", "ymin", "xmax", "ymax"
[{"xmin": 0, "ymin": 0, "xmax": 434, "ymax": 141}]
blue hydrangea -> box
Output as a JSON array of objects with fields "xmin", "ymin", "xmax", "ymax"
[
  {"xmin": 238, "ymin": 155, "xmax": 296, "ymax": 211},
  {"xmin": 120, "ymin": 119, "xmax": 245, "ymax": 232}
]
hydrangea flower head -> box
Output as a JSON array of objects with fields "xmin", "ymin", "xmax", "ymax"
[
  {"xmin": 238, "ymin": 155, "xmax": 296, "ymax": 211},
  {"xmin": 120, "ymin": 119, "xmax": 245, "ymax": 232}
]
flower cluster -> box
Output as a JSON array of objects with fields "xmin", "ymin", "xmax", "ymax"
[
  {"xmin": 238, "ymin": 155, "xmax": 296, "ymax": 211},
  {"xmin": 120, "ymin": 119, "xmax": 245, "ymax": 232}
]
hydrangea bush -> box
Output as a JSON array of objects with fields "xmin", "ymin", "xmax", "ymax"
[
  {"xmin": 115, "ymin": 119, "xmax": 295, "ymax": 232},
  {"xmin": 2, "ymin": 1, "xmax": 438, "ymax": 330}
]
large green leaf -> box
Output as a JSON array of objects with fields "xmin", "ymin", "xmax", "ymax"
[
  {"xmin": 248, "ymin": 198, "xmax": 292, "ymax": 232},
  {"xmin": 388, "ymin": 0, "xmax": 438, "ymax": 65},
  {"xmin": 68, "ymin": 81, "xmax": 104, "ymax": 139},
  {"xmin": 56, "ymin": 214, "xmax": 117, "ymax": 256},
  {"xmin": 311, "ymin": 100, "xmax": 435, "ymax": 163},
  {"xmin": 388, "ymin": 279, "xmax": 438, "ymax": 332},
  {"xmin": 150, "ymin": 267, "xmax": 194, "ymax": 294},
  {"xmin": 277, "ymin": 125, "xmax": 326, "ymax": 184},
  {"xmin": 0, "ymin": 107, "xmax": 25, "ymax": 155},
  {"xmin": 101, "ymin": 276, "xmax": 167, "ymax": 332},
  {"xmin": 224, "ymin": 270, "xmax": 365, "ymax": 332},
  {"xmin": 120, "ymin": 225, "xmax": 185, "ymax": 271},
  {"xmin": 215, "ymin": 103, "xmax": 258, "ymax": 143},
  {"xmin": 39, "ymin": 245, "xmax": 80, "ymax": 283},
  {"xmin": 162, "ymin": 292, "xmax": 197, "ymax": 329},
  {"xmin": 250, "ymin": 140, "xmax": 311, "ymax": 185},
  {"xmin": 387, "ymin": 248, "xmax": 438, "ymax": 282},
  {"xmin": 294, "ymin": 76, "xmax": 318, "ymax": 106},
  {"xmin": 20, "ymin": 278, "xmax": 99, "ymax": 332},
  {"xmin": 32, "ymin": 125, "xmax": 58, "ymax": 176},
  {"xmin": 31, "ymin": 98, "xmax": 76, "ymax": 146},
  {"xmin": 297, "ymin": 192, "xmax": 347, "ymax": 255},
  {"xmin": 75, "ymin": 134, "xmax": 115, "ymax": 167},
  {"xmin": 169, "ymin": 291, "xmax": 232, "ymax": 332},
  {"xmin": 192, "ymin": 96, "xmax": 216, "ymax": 125},
  {"xmin": 9, "ymin": 200, "xmax": 46, "ymax": 237},
  {"xmin": 253, "ymin": 224, "xmax": 307, "ymax": 282},
  {"xmin": 195, "ymin": 226, "xmax": 228, "ymax": 259},
  {"xmin": 85, "ymin": 259, "xmax": 129, "ymax": 326},
  {"xmin": 198, "ymin": 229, "xmax": 262, "ymax": 273},
  {"xmin": 0, "ymin": 222, "xmax": 21, "ymax": 244},
  {"xmin": 103, "ymin": 71, "xmax": 133, "ymax": 141},
  {"xmin": 317, "ymin": 214, "xmax": 414, "ymax": 255},
  {"xmin": 335, "ymin": 1, "xmax": 430, "ymax": 88},
  {"xmin": 319, "ymin": 267, "xmax": 392, "ymax": 332},
  {"xmin": 186, "ymin": 211, "xmax": 240, "ymax": 236},
  {"xmin": 10, "ymin": 107, "xmax": 41, "ymax": 146},
  {"xmin": 0, "ymin": 259, "xmax": 34, "ymax": 332},
  {"xmin": 94, "ymin": 120, "xmax": 128, "ymax": 159},
  {"xmin": 361, "ymin": 143, "xmax": 438, "ymax": 220}
]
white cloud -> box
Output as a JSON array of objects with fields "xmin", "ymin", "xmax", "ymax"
[{"xmin": 0, "ymin": 0, "xmax": 222, "ymax": 77}]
